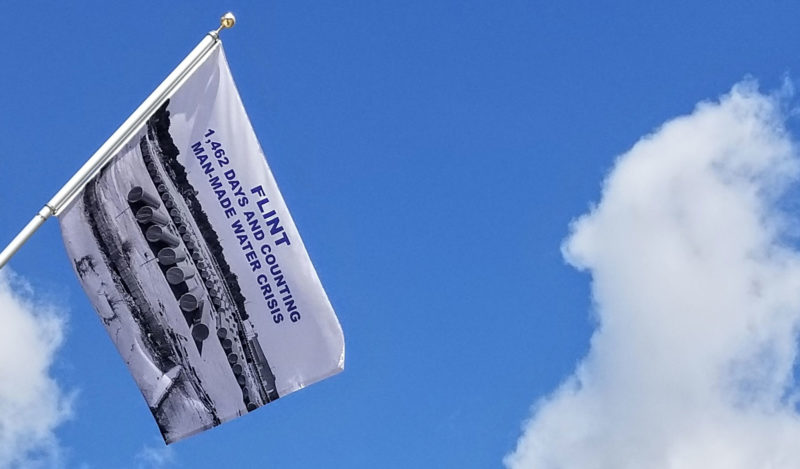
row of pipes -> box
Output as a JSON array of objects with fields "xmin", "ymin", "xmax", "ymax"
[{"xmin": 127, "ymin": 155, "xmax": 258, "ymax": 410}]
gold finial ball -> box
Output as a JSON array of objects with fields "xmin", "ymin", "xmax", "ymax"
[{"xmin": 220, "ymin": 12, "xmax": 236, "ymax": 29}]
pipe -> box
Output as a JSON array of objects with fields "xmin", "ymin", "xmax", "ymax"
[
  {"xmin": 162, "ymin": 194, "xmax": 175, "ymax": 209},
  {"xmin": 127, "ymin": 186, "xmax": 161, "ymax": 208},
  {"xmin": 157, "ymin": 247, "xmax": 186, "ymax": 265},
  {"xmin": 169, "ymin": 209, "xmax": 182, "ymax": 224},
  {"xmin": 135, "ymin": 206, "xmax": 171, "ymax": 225},
  {"xmin": 166, "ymin": 265, "xmax": 195, "ymax": 285},
  {"xmin": 178, "ymin": 291, "xmax": 203, "ymax": 313},
  {"xmin": 145, "ymin": 225, "xmax": 180, "ymax": 247},
  {"xmin": 191, "ymin": 323, "xmax": 210, "ymax": 341}
]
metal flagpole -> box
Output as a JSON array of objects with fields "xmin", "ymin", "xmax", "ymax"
[{"xmin": 0, "ymin": 12, "xmax": 236, "ymax": 270}]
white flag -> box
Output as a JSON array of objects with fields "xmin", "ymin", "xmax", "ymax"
[{"xmin": 58, "ymin": 44, "xmax": 344, "ymax": 444}]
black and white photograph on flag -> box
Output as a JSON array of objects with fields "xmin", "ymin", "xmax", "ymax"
[{"xmin": 57, "ymin": 44, "xmax": 344, "ymax": 444}]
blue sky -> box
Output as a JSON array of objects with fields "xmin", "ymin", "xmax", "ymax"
[{"xmin": 4, "ymin": 2, "xmax": 800, "ymax": 468}]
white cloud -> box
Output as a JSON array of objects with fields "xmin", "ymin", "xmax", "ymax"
[
  {"xmin": 0, "ymin": 270, "xmax": 72, "ymax": 468},
  {"xmin": 506, "ymin": 82, "xmax": 800, "ymax": 469},
  {"xmin": 134, "ymin": 440, "xmax": 175, "ymax": 469}
]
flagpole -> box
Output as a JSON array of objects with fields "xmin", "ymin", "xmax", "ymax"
[{"xmin": 0, "ymin": 13, "xmax": 236, "ymax": 270}]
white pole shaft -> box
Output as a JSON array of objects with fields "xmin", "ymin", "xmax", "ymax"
[
  {"xmin": 0, "ymin": 31, "xmax": 222, "ymax": 270},
  {"xmin": 0, "ymin": 207, "xmax": 53, "ymax": 269}
]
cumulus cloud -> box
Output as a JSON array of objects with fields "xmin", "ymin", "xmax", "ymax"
[
  {"xmin": 506, "ymin": 82, "xmax": 800, "ymax": 469},
  {"xmin": 0, "ymin": 270, "xmax": 71, "ymax": 468}
]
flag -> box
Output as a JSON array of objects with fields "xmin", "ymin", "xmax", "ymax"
[{"xmin": 57, "ymin": 43, "xmax": 345, "ymax": 444}]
